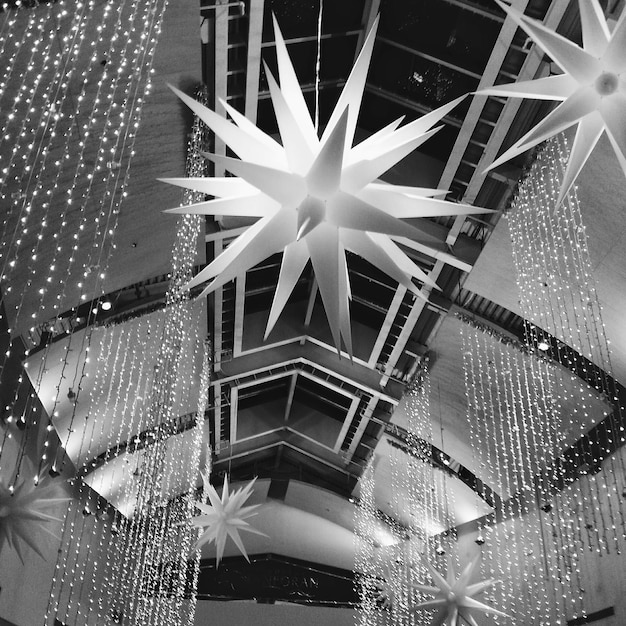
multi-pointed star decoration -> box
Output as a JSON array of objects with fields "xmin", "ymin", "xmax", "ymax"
[
  {"xmin": 413, "ymin": 556, "xmax": 509, "ymax": 626},
  {"xmin": 191, "ymin": 474, "xmax": 265, "ymax": 566},
  {"xmin": 0, "ymin": 462, "xmax": 69, "ymax": 563},
  {"xmin": 481, "ymin": 0, "xmax": 626, "ymax": 205},
  {"xmin": 161, "ymin": 15, "xmax": 491, "ymax": 354}
]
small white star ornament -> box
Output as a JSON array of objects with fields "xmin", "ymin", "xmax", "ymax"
[
  {"xmin": 481, "ymin": 0, "xmax": 626, "ymax": 205},
  {"xmin": 162, "ymin": 15, "xmax": 492, "ymax": 354},
  {"xmin": 413, "ymin": 556, "xmax": 509, "ymax": 626},
  {"xmin": 0, "ymin": 462, "xmax": 69, "ymax": 563},
  {"xmin": 191, "ymin": 474, "xmax": 266, "ymax": 565}
]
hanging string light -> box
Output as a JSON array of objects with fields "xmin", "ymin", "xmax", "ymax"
[
  {"xmin": 43, "ymin": 86, "xmax": 209, "ymax": 625},
  {"xmin": 354, "ymin": 459, "xmax": 383, "ymax": 626},
  {"xmin": 507, "ymin": 134, "xmax": 626, "ymax": 556},
  {"xmin": 459, "ymin": 313, "xmax": 605, "ymax": 623},
  {"xmin": 0, "ymin": 0, "xmax": 182, "ymax": 528},
  {"xmin": 388, "ymin": 361, "xmax": 451, "ymax": 626}
]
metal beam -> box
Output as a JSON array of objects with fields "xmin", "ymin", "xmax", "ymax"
[
  {"xmin": 437, "ymin": 0, "xmax": 533, "ymax": 196},
  {"xmin": 356, "ymin": 0, "xmax": 381, "ymax": 55},
  {"xmin": 365, "ymin": 85, "xmax": 463, "ymax": 127},
  {"xmin": 229, "ymin": 386, "xmax": 239, "ymax": 444},
  {"xmin": 213, "ymin": 3, "xmax": 229, "ymax": 171},
  {"xmin": 244, "ymin": 0, "xmax": 264, "ymax": 123},
  {"xmin": 439, "ymin": 0, "xmax": 569, "ymax": 248},
  {"xmin": 368, "ymin": 286, "xmax": 406, "ymax": 368},
  {"xmin": 233, "ymin": 275, "xmax": 245, "ymax": 356},
  {"xmin": 283, "ymin": 372, "xmax": 297, "ymax": 423},
  {"xmin": 261, "ymin": 30, "xmax": 361, "ymax": 49},
  {"xmin": 344, "ymin": 396, "xmax": 378, "ymax": 463},
  {"xmin": 379, "ymin": 292, "xmax": 429, "ymax": 387},
  {"xmin": 458, "ymin": 2, "xmax": 570, "ymax": 206},
  {"xmin": 205, "ymin": 225, "xmax": 250, "ymax": 243},
  {"xmin": 213, "ymin": 239, "xmax": 226, "ymax": 371},
  {"xmin": 334, "ymin": 395, "xmax": 362, "ymax": 453},
  {"xmin": 377, "ymin": 36, "xmax": 483, "ymax": 80},
  {"xmin": 303, "ymin": 277, "xmax": 318, "ymax": 331},
  {"xmin": 440, "ymin": 0, "xmax": 505, "ymax": 21}
]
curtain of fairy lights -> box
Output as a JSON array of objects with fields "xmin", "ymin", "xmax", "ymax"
[
  {"xmin": 507, "ymin": 134, "xmax": 626, "ymax": 556},
  {"xmin": 386, "ymin": 362, "xmax": 457, "ymax": 626},
  {"xmin": 355, "ymin": 458, "xmax": 383, "ymax": 626},
  {"xmin": 355, "ymin": 363, "xmax": 459, "ymax": 626},
  {"xmin": 44, "ymin": 89, "xmax": 209, "ymax": 626},
  {"xmin": 0, "ymin": 0, "xmax": 170, "ymax": 528},
  {"xmin": 460, "ymin": 316, "xmax": 591, "ymax": 624}
]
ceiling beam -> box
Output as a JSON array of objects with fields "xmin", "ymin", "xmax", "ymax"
[
  {"xmin": 440, "ymin": 0, "xmax": 505, "ymax": 21},
  {"xmin": 459, "ymin": 17, "xmax": 568, "ymax": 206},
  {"xmin": 343, "ymin": 396, "xmax": 378, "ymax": 463},
  {"xmin": 439, "ymin": 0, "xmax": 570, "ymax": 247},
  {"xmin": 244, "ymin": 0, "xmax": 264, "ymax": 123},
  {"xmin": 334, "ymin": 395, "xmax": 363, "ymax": 454},
  {"xmin": 365, "ymin": 85, "xmax": 463, "ymax": 127},
  {"xmin": 229, "ymin": 386, "xmax": 239, "ymax": 444},
  {"xmin": 379, "ymin": 293, "xmax": 430, "ymax": 387},
  {"xmin": 356, "ymin": 0, "xmax": 381, "ymax": 55},
  {"xmin": 261, "ymin": 30, "xmax": 361, "ymax": 49},
  {"xmin": 377, "ymin": 36, "xmax": 482, "ymax": 80},
  {"xmin": 283, "ymin": 372, "xmax": 297, "ymax": 423},
  {"xmin": 233, "ymin": 275, "xmax": 245, "ymax": 356},
  {"xmin": 437, "ymin": 0, "xmax": 533, "ymax": 196},
  {"xmin": 368, "ymin": 286, "xmax": 406, "ymax": 368},
  {"xmin": 213, "ymin": 4, "xmax": 229, "ymax": 171}
]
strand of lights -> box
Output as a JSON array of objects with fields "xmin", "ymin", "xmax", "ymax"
[
  {"xmin": 507, "ymin": 134, "xmax": 626, "ymax": 556},
  {"xmin": 404, "ymin": 364, "xmax": 453, "ymax": 625},
  {"xmin": 43, "ymin": 0, "xmax": 165, "ymax": 473},
  {"xmin": 2, "ymin": 0, "xmax": 167, "ymax": 486},
  {"xmin": 36, "ymin": 2, "xmax": 191, "ymax": 623},
  {"xmin": 87, "ymin": 89, "xmax": 207, "ymax": 626},
  {"xmin": 460, "ymin": 319, "xmax": 567, "ymax": 623},
  {"xmin": 0, "ymin": 0, "xmax": 80, "ymax": 469},
  {"xmin": 354, "ymin": 459, "xmax": 382, "ymax": 626},
  {"xmin": 0, "ymin": 1, "xmax": 90, "ymax": 285},
  {"xmin": 461, "ymin": 322, "xmax": 508, "ymax": 619},
  {"xmin": 183, "ymin": 340, "xmax": 213, "ymax": 626},
  {"xmin": 73, "ymin": 327, "xmax": 120, "ymax": 625},
  {"xmin": 0, "ymin": 0, "xmax": 114, "ymax": 475},
  {"xmin": 53, "ymin": 327, "xmax": 126, "ymax": 625}
]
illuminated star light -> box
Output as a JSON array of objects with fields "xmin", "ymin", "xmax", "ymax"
[
  {"xmin": 161, "ymin": 15, "xmax": 492, "ymax": 355},
  {"xmin": 191, "ymin": 474, "xmax": 265, "ymax": 566},
  {"xmin": 481, "ymin": 0, "xmax": 626, "ymax": 205},
  {"xmin": 413, "ymin": 556, "xmax": 508, "ymax": 626},
  {"xmin": 0, "ymin": 462, "xmax": 69, "ymax": 563}
]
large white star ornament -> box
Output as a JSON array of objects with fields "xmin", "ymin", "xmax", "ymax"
[
  {"xmin": 191, "ymin": 474, "xmax": 266, "ymax": 566},
  {"xmin": 481, "ymin": 0, "xmax": 626, "ymax": 205},
  {"xmin": 0, "ymin": 463, "xmax": 69, "ymax": 563},
  {"xmin": 161, "ymin": 16, "xmax": 492, "ymax": 354},
  {"xmin": 413, "ymin": 557, "xmax": 509, "ymax": 626}
]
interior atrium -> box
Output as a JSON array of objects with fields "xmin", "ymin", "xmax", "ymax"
[{"xmin": 1, "ymin": 0, "xmax": 626, "ymax": 624}]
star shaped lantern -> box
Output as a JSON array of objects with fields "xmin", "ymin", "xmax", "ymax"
[
  {"xmin": 413, "ymin": 556, "xmax": 509, "ymax": 626},
  {"xmin": 161, "ymin": 16, "xmax": 492, "ymax": 354},
  {"xmin": 191, "ymin": 474, "xmax": 265, "ymax": 566},
  {"xmin": 481, "ymin": 0, "xmax": 626, "ymax": 205},
  {"xmin": 0, "ymin": 462, "xmax": 69, "ymax": 563}
]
